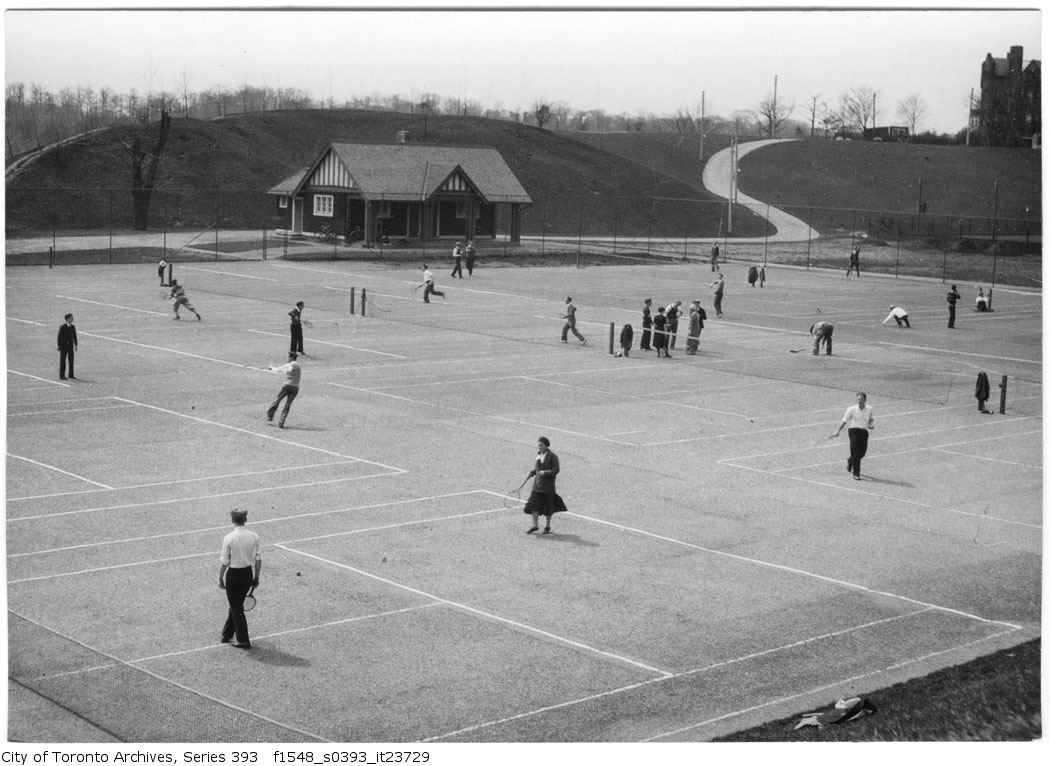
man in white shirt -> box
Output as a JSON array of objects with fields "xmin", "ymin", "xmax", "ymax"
[
  {"xmin": 417, "ymin": 264, "xmax": 445, "ymax": 303},
  {"xmin": 830, "ymin": 392, "xmax": 875, "ymax": 480},
  {"xmin": 219, "ymin": 508, "xmax": 262, "ymax": 648},
  {"xmin": 882, "ymin": 306, "xmax": 910, "ymax": 327},
  {"xmin": 266, "ymin": 352, "xmax": 301, "ymax": 428}
]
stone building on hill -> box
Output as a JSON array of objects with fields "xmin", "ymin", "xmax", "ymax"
[{"xmin": 970, "ymin": 45, "xmax": 1041, "ymax": 147}]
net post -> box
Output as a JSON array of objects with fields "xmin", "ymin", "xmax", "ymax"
[
  {"xmin": 609, "ymin": 322, "xmax": 615, "ymax": 355},
  {"xmin": 350, "ymin": 287, "xmax": 356, "ymax": 315},
  {"xmin": 987, "ymin": 288, "xmax": 993, "ymax": 310},
  {"xmin": 361, "ymin": 288, "xmax": 367, "ymax": 317},
  {"xmin": 167, "ymin": 261, "xmax": 173, "ymax": 285},
  {"xmin": 998, "ymin": 375, "xmax": 1008, "ymax": 414},
  {"xmin": 49, "ymin": 246, "xmax": 54, "ymax": 269}
]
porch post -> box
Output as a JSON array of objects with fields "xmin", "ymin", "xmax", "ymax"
[{"xmin": 363, "ymin": 200, "xmax": 374, "ymax": 246}]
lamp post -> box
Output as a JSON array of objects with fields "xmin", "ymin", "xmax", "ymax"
[{"xmin": 991, "ymin": 181, "xmax": 999, "ymax": 243}]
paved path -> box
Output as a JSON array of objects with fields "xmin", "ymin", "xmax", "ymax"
[{"xmin": 702, "ymin": 138, "xmax": 818, "ymax": 242}]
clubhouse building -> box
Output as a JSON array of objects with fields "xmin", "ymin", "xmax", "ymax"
[{"xmin": 268, "ymin": 140, "xmax": 532, "ymax": 246}]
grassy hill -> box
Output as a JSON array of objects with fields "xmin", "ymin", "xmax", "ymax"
[
  {"xmin": 5, "ymin": 110, "xmax": 1041, "ymax": 243},
  {"xmin": 6, "ymin": 109, "xmax": 767, "ymax": 239},
  {"xmin": 737, "ymin": 139, "xmax": 1040, "ymax": 222}
]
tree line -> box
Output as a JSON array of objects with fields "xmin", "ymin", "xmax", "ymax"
[{"xmin": 6, "ymin": 79, "xmax": 972, "ymax": 162}]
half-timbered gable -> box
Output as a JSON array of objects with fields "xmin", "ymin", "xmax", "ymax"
[{"xmin": 269, "ymin": 141, "xmax": 531, "ymax": 245}]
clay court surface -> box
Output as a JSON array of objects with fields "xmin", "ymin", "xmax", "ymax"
[{"xmin": 4, "ymin": 257, "xmax": 1042, "ymax": 742}]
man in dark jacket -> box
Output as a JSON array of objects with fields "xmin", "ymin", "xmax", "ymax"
[
  {"xmin": 947, "ymin": 285, "xmax": 961, "ymax": 328},
  {"xmin": 57, "ymin": 313, "xmax": 78, "ymax": 380}
]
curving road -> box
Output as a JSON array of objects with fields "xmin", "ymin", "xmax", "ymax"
[{"xmin": 702, "ymin": 138, "xmax": 817, "ymax": 242}]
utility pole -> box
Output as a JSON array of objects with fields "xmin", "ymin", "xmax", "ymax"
[
  {"xmin": 771, "ymin": 75, "xmax": 778, "ymax": 138},
  {"xmin": 698, "ymin": 90, "xmax": 705, "ymax": 162},
  {"xmin": 966, "ymin": 88, "xmax": 974, "ymax": 147},
  {"xmin": 728, "ymin": 120, "xmax": 738, "ymax": 234}
]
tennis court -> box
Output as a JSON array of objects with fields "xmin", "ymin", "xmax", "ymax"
[{"xmin": 5, "ymin": 255, "xmax": 1041, "ymax": 742}]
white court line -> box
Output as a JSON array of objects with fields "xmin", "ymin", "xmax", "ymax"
[
  {"xmin": 8, "ymin": 369, "xmax": 70, "ymax": 387},
  {"xmin": 7, "ymin": 404, "xmax": 137, "ymax": 418},
  {"xmin": 35, "ymin": 605, "xmax": 441, "ymax": 681},
  {"xmin": 276, "ymin": 544, "xmax": 674, "ymax": 678},
  {"xmin": 178, "ymin": 265, "xmax": 280, "ymax": 282},
  {"xmin": 566, "ymin": 510, "xmax": 1022, "ymax": 627},
  {"xmin": 246, "ymin": 329, "xmax": 407, "ymax": 359},
  {"xmin": 6, "ymin": 459, "xmax": 360, "ymax": 502},
  {"xmin": 723, "ymin": 461, "xmax": 1040, "ymax": 530},
  {"xmin": 6, "ymin": 317, "xmax": 47, "ymax": 326},
  {"xmin": 55, "ymin": 294, "xmax": 169, "ymax": 316},
  {"xmin": 7, "ymin": 453, "xmax": 113, "ymax": 489},
  {"xmin": 422, "ymin": 608, "xmax": 956, "ymax": 742},
  {"xmin": 876, "ymin": 341, "xmax": 1041, "ymax": 365},
  {"xmin": 644, "ymin": 627, "xmax": 1022, "ymax": 741},
  {"xmin": 77, "ymin": 330, "xmax": 270, "ymax": 372},
  {"xmin": 9, "ymin": 610, "xmax": 328, "ymax": 743},
  {"xmin": 927, "ymin": 447, "xmax": 1041, "ymax": 469},
  {"xmin": 10, "ymin": 501, "xmax": 501, "ymax": 559},
  {"xmin": 327, "ymin": 382, "xmax": 638, "ymax": 445},
  {"xmin": 129, "ymin": 604, "xmax": 443, "ymax": 667},
  {"xmin": 112, "ymin": 396, "xmax": 407, "ymax": 471},
  {"xmin": 7, "ymin": 470, "xmax": 400, "ymax": 525}
]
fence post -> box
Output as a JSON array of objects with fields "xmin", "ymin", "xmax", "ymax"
[
  {"xmin": 611, "ymin": 196, "xmax": 619, "ymax": 255},
  {"xmin": 49, "ymin": 246, "xmax": 54, "ymax": 269},
  {"xmin": 52, "ymin": 190, "xmax": 57, "ymax": 258},
  {"xmin": 806, "ymin": 207, "xmax": 813, "ymax": 270},
  {"xmin": 108, "ymin": 190, "xmax": 114, "ymax": 264},
  {"xmin": 361, "ymin": 288, "xmax": 367, "ymax": 317},
  {"xmin": 895, "ymin": 224, "xmax": 901, "ymax": 279},
  {"xmin": 998, "ymin": 375, "xmax": 1008, "ymax": 414},
  {"xmin": 215, "ymin": 196, "xmax": 220, "ymax": 260},
  {"xmin": 763, "ymin": 202, "xmax": 770, "ymax": 265},
  {"xmin": 609, "ymin": 322, "xmax": 615, "ymax": 355},
  {"xmin": 162, "ymin": 193, "xmax": 167, "ymax": 258},
  {"xmin": 577, "ymin": 197, "xmax": 584, "ymax": 268},
  {"xmin": 262, "ymin": 219, "xmax": 267, "ymax": 260},
  {"xmin": 350, "ymin": 287, "xmax": 355, "ymax": 315},
  {"xmin": 541, "ymin": 196, "xmax": 549, "ymax": 255}
]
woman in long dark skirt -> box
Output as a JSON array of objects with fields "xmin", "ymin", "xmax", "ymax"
[{"xmin": 523, "ymin": 436, "xmax": 567, "ymax": 534}]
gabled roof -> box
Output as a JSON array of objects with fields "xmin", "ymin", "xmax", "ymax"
[
  {"xmin": 269, "ymin": 168, "xmax": 309, "ymax": 195},
  {"xmin": 268, "ymin": 142, "xmax": 532, "ymax": 204}
]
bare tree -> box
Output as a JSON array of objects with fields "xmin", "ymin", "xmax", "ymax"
[
  {"xmin": 754, "ymin": 93, "xmax": 794, "ymax": 138},
  {"xmin": 805, "ymin": 93, "xmax": 821, "ymax": 137},
  {"xmin": 179, "ymin": 70, "xmax": 192, "ymax": 118},
  {"xmin": 118, "ymin": 109, "xmax": 171, "ymax": 230},
  {"xmin": 840, "ymin": 86, "xmax": 880, "ymax": 132},
  {"xmin": 896, "ymin": 94, "xmax": 928, "ymax": 137},
  {"xmin": 533, "ymin": 103, "xmax": 552, "ymax": 129}
]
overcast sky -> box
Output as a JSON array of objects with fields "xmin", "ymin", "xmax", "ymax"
[{"xmin": 3, "ymin": 3, "xmax": 1042, "ymax": 134}]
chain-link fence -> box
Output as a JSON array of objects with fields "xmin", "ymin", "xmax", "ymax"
[{"xmin": 6, "ymin": 188, "xmax": 1041, "ymax": 286}]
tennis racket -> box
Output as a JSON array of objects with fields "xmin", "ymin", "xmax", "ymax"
[
  {"xmin": 243, "ymin": 586, "xmax": 257, "ymax": 612},
  {"xmin": 502, "ymin": 476, "xmax": 530, "ymax": 509}
]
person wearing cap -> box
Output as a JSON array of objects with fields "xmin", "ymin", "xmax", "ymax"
[
  {"xmin": 882, "ymin": 306, "xmax": 910, "ymax": 327},
  {"xmin": 685, "ymin": 301, "xmax": 705, "ymax": 355},
  {"xmin": 451, "ymin": 243, "xmax": 465, "ymax": 278},
  {"xmin": 810, "ymin": 321, "xmax": 833, "ymax": 355},
  {"xmin": 219, "ymin": 508, "xmax": 262, "ymax": 649},
  {"xmin": 947, "ymin": 285, "xmax": 961, "ymax": 328},
  {"xmin": 289, "ymin": 301, "xmax": 307, "ymax": 356},
  {"xmin": 266, "ymin": 351, "xmax": 301, "ymax": 428},
  {"xmin": 523, "ymin": 436, "xmax": 568, "ymax": 534}
]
